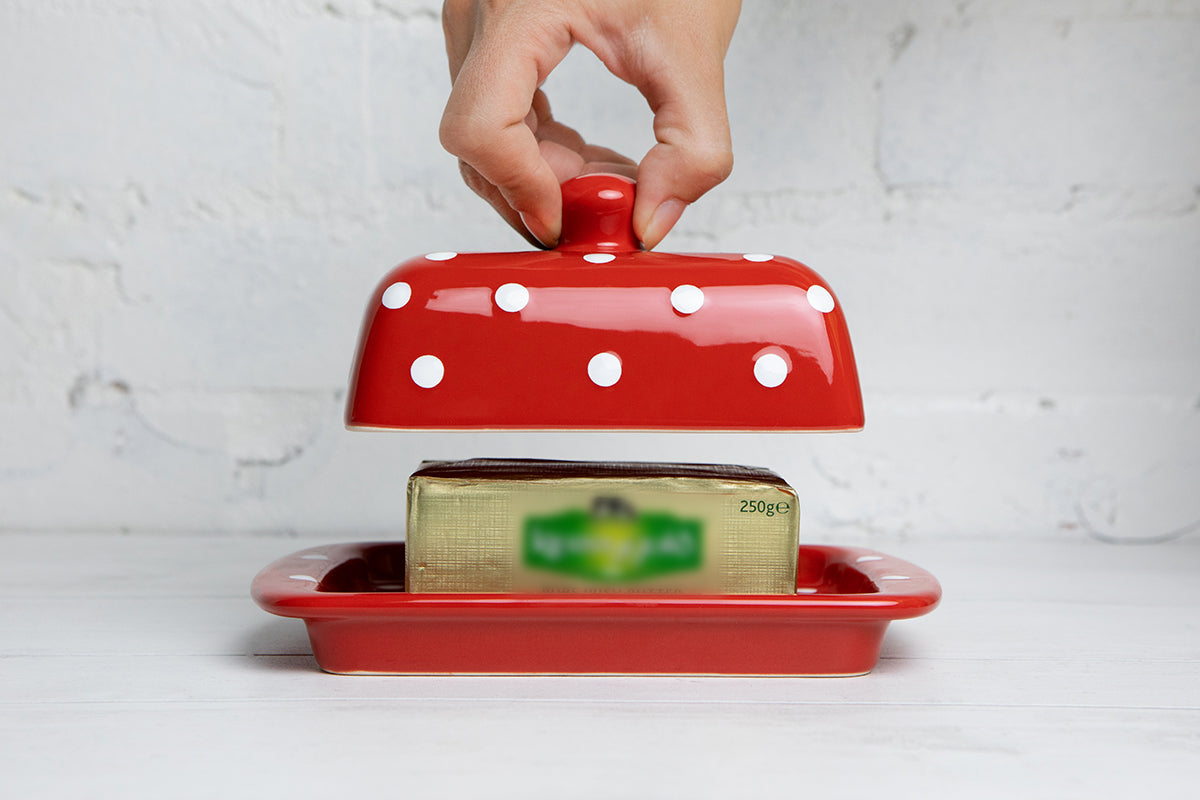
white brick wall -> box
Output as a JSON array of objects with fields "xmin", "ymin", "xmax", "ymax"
[{"xmin": 2, "ymin": 0, "xmax": 1198, "ymax": 543}]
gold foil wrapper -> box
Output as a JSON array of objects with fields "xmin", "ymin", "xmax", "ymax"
[{"xmin": 406, "ymin": 459, "xmax": 799, "ymax": 594}]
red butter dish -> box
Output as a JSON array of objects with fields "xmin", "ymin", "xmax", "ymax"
[
  {"xmin": 252, "ymin": 542, "xmax": 940, "ymax": 676},
  {"xmin": 346, "ymin": 173, "xmax": 863, "ymax": 431},
  {"xmin": 252, "ymin": 175, "xmax": 937, "ymax": 676}
]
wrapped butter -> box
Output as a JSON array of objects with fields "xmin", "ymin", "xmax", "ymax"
[{"xmin": 405, "ymin": 459, "xmax": 799, "ymax": 594}]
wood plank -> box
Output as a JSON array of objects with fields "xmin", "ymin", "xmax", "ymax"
[
  {"xmin": 2, "ymin": 653, "xmax": 1196, "ymax": 710},
  {"xmin": 0, "ymin": 531, "xmax": 342, "ymax": 597},
  {"xmin": 2, "ymin": 532, "xmax": 1198, "ymax": 798},
  {"xmin": 0, "ymin": 597, "xmax": 312, "ymax": 657},
  {"xmin": 1, "ymin": 701, "xmax": 1196, "ymax": 799},
  {"xmin": 881, "ymin": 537, "xmax": 1200, "ymax": 605}
]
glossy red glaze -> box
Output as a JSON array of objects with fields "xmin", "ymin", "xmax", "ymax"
[
  {"xmin": 252, "ymin": 542, "xmax": 940, "ymax": 676},
  {"xmin": 346, "ymin": 174, "xmax": 864, "ymax": 430}
]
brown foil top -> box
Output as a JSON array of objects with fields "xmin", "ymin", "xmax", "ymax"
[{"xmin": 412, "ymin": 458, "xmax": 790, "ymax": 486}]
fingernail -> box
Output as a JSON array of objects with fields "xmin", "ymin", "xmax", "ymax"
[
  {"xmin": 642, "ymin": 199, "xmax": 686, "ymax": 250},
  {"xmin": 520, "ymin": 211, "xmax": 560, "ymax": 249}
]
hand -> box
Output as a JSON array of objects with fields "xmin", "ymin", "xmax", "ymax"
[{"xmin": 439, "ymin": 0, "xmax": 741, "ymax": 249}]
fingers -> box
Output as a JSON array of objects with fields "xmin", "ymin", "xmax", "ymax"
[
  {"xmin": 440, "ymin": 0, "xmax": 740, "ymax": 250},
  {"xmin": 540, "ymin": 123, "xmax": 637, "ymax": 179},
  {"xmin": 439, "ymin": 8, "xmax": 573, "ymax": 246},
  {"xmin": 441, "ymin": 0, "xmax": 477, "ymax": 79},
  {"xmin": 457, "ymin": 159, "xmax": 546, "ymax": 249},
  {"xmin": 580, "ymin": 160, "xmax": 639, "ymax": 181},
  {"xmin": 538, "ymin": 138, "xmax": 587, "ymax": 182},
  {"xmin": 579, "ymin": 144, "xmax": 637, "ymax": 170}
]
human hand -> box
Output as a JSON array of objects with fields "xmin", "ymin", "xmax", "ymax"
[{"xmin": 439, "ymin": 0, "xmax": 741, "ymax": 249}]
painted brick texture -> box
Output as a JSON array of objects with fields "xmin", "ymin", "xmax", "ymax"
[{"xmin": 2, "ymin": 0, "xmax": 1198, "ymax": 542}]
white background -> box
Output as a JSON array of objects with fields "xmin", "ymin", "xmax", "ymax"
[{"xmin": 2, "ymin": 0, "xmax": 1198, "ymax": 544}]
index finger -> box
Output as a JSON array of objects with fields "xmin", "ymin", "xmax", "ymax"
[{"xmin": 438, "ymin": 12, "xmax": 573, "ymax": 246}]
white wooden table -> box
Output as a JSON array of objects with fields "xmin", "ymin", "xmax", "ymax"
[{"xmin": 2, "ymin": 532, "xmax": 1197, "ymax": 798}]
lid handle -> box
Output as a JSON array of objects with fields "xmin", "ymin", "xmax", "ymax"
[{"xmin": 556, "ymin": 174, "xmax": 642, "ymax": 253}]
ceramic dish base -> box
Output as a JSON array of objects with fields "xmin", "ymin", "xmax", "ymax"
[{"xmin": 252, "ymin": 542, "xmax": 940, "ymax": 676}]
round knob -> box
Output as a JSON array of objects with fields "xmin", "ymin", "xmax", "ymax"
[{"xmin": 556, "ymin": 174, "xmax": 641, "ymax": 252}]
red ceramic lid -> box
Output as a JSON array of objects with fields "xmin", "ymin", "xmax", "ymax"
[{"xmin": 346, "ymin": 174, "xmax": 863, "ymax": 431}]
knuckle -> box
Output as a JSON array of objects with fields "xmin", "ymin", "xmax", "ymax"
[
  {"xmin": 690, "ymin": 145, "xmax": 734, "ymax": 186},
  {"xmin": 439, "ymin": 111, "xmax": 489, "ymax": 160},
  {"xmin": 457, "ymin": 160, "xmax": 491, "ymax": 197}
]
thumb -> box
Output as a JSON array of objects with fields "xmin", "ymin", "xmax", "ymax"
[{"xmin": 632, "ymin": 70, "xmax": 734, "ymax": 249}]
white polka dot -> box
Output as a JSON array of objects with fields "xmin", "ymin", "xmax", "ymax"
[
  {"xmin": 742, "ymin": 253, "xmax": 774, "ymax": 262},
  {"xmin": 495, "ymin": 283, "xmax": 530, "ymax": 313},
  {"xmin": 753, "ymin": 352, "xmax": 789, "ymax": 388},
  {"xmin": 425, "ymin": 251, "xmax": 457, "ymax": 261},
  {"xmin": 587, "ymin": 352, "xmax": 622, "ymax": 387},
  {"xmin": 670, "ymin": 285, "xmax": 705, "ymax": 315},
  {"xmin": 381, "ymin": 281, "xmax": 412, "ymax": 309},
  {"xmin": 807, "ymin": 285, "xmax": 835, "ymax": 313},
  {"xmin": 410, "ymin": 355, "xmax": 444, "ymax": 388},
  {"xmin": 583, "ymin": 253, "xmax": 616, "ymax": 264},
  {"xmin": 598, "ymin": 189, "xmax": 624, "ymax": 200},
  {"xmin": 796, "ymin": 587, "xmax": 819, "ymax": 594}
]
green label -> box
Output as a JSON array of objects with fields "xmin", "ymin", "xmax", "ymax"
[{"xmin": 522, "ymin": 496, "xmax": 703, "ymax": 583}]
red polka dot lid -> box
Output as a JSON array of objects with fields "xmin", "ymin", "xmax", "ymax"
[{"xmin": 346, "ymin": 174, "xmax": 864, "ymax": 431}]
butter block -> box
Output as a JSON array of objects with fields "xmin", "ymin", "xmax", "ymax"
[{"xmin": 405, "ymin": 459, "xmax": 799, "ymax": 594}]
